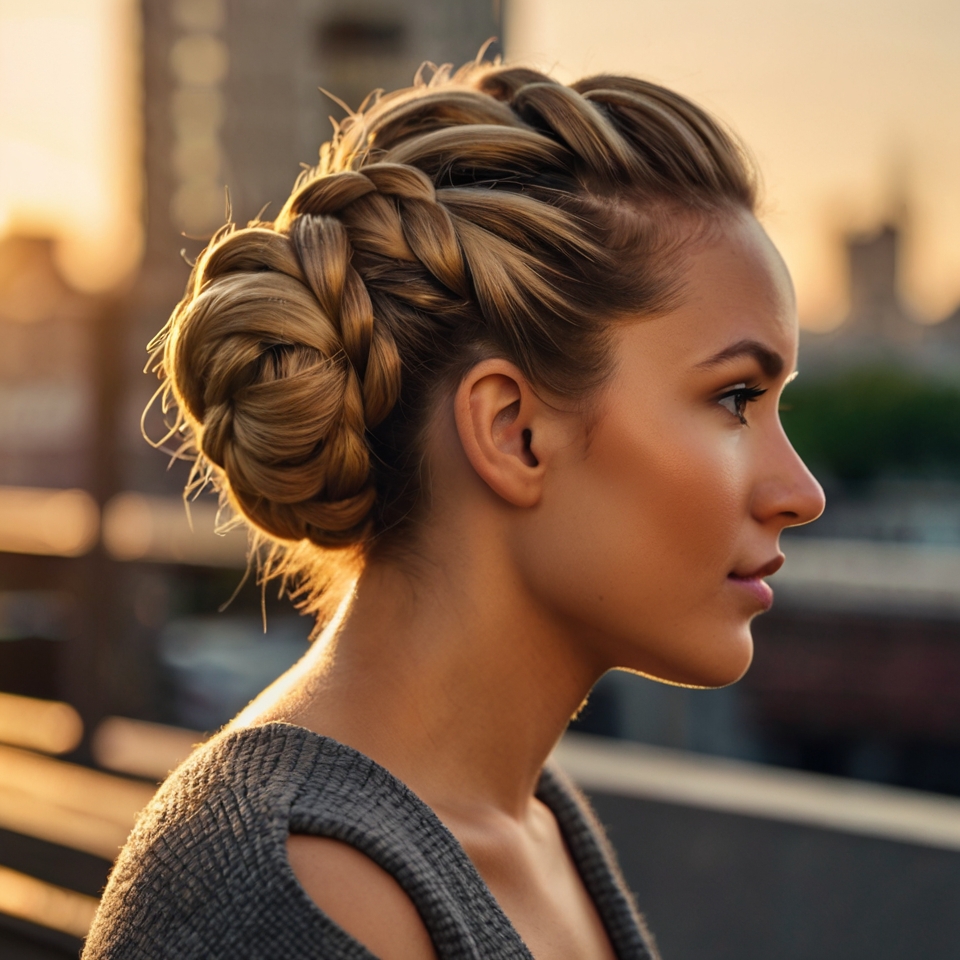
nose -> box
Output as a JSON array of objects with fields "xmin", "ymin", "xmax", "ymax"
[{"xmin": 751, "ymin": 426, "xmax": 826, "ymax": 530}]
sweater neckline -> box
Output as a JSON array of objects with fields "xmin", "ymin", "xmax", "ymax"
[{"xmin": 232, "ymin": 721, "xmax": 645, "ymax": 960}]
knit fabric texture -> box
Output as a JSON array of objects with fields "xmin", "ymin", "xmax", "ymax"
[{"xmin": 83, "ymin": 722, "xmax": 659, "ymax": 959}]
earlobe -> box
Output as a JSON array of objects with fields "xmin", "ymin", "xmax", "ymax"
[{"xmin": 454, "ymin": 360, "xmax": 545, "ymax": 508}]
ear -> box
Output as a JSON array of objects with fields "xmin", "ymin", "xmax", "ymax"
[{"xmin": 453, "ymin": 359, "xmax": 546, "ymax": 509}]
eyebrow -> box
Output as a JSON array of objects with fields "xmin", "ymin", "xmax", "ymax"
[{"xmin": 696, "ymin": 339, "xmax": 785, "ymax": 379}]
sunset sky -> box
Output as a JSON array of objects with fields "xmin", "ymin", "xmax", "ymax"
[
  {"xmin": 0, "ymin": 0, "xmax": 958, "ymax": 328},
  {"xmin": 0, "ymin": 0, "xmax": 140, "ymax": 292},
  {"xmin": 507, "ymin": 0, "xmax": 960, "ymax": 329}
]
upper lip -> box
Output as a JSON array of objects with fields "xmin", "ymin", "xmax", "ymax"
[{"xmin": 729, "ymin": 555, "xmax": 784, "ymax": 580}]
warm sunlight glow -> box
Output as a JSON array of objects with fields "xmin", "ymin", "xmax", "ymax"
[
  {"xmin": 507, "ymin": 0, "xmax": 960, "ymax": 330},
  {"xmin": 0, "ymin": 0, "xmax": 142, "ymax": 292},
  {"xmin": 0, "ymin": 692, "xmax": 83, "ymax": 755},
  {"xmin": 92, "ymin": 716, "xmax": 205, "ymax": 781},
  {"xmin": 0, "ymin": 743, "xmax": 155, "ymax": 859},
  {"xmin": 0, "ymin": 486, "xmax": 99, "ymax": 557},
  {"xmin": 0, "ymin": 865, "xmax": 98, "ymax": 939},
  {"xmin": 102, "ymin": 492, "xmax": 248, "ymax": 566}
]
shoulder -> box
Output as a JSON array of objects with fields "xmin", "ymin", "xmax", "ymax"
[
  {"xmin": 84, "ymin": 725, "xmax": 344, "ymax": 959},
  {"xmin": 287, "ymin": 834, "xmax": 438, "ymax": 960},
  {"xmin": 114, "ymin": 723, "xmax": 321, "ymax": 857}
]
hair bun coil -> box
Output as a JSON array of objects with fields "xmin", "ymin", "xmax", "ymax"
[{"xmin": 165, "ymin": 228, "xmax": 395, "ymax": 546}]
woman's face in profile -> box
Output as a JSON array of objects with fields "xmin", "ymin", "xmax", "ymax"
[{"xmin": 517, "ymin": 211, "xmax": 825, "ymax": 688}]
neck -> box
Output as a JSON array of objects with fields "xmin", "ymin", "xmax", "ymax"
[{"xmin": 249, "ymin": 526, "xmax": 602, "ymax": 820}]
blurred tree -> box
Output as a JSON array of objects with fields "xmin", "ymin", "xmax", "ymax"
[{"xmin": 781, "ymin": 366, "xmax": 960, "ymax": 483}]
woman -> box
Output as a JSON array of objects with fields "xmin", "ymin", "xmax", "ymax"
[{"xmin": 85, "ymin": 61, "xmax": 824, "ymax": 959}]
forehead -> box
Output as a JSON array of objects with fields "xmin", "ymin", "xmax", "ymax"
[{"xmin": 618, "ymin": 213, "xmax": 798, "ymax": 375}]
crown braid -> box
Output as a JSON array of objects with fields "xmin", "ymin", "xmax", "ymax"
[{"xmin": 151, "ymin": 60, "xmax": 756, "ymax": 619}]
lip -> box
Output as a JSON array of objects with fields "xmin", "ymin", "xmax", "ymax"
[
  {"xmin": 733, "ymin": 555, "xmax": 784, "ymax": 580},
  {"xmin": 727, "ymin": 574, "xmax": 774, "ymax": 610},
  {"xmin": 727, "ymin": 555, "xmax": 783, "ymax": 611}
]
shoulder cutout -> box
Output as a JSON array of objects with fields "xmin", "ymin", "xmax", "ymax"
[{"xmin": 287, "ymin": 834, "xmax": 439, "ymax": 960}]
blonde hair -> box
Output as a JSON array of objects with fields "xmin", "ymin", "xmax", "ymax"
[{"xmin": 151, "ymin": 61, "xmax": 756, "ymax": 622}]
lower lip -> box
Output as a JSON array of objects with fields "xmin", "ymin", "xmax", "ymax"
[{"xmin": 728, "ymin": 575, "xmax": 774, "ymax": 610}]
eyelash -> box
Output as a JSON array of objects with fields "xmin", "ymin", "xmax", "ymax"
[{"xmin": 717, "ymin": 383, "xmax": 767, "ymax": 425}]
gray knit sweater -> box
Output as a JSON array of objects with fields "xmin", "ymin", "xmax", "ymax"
[{"xmin": 83, "ymin": 722, "xmax": 659, "ymax": 959}]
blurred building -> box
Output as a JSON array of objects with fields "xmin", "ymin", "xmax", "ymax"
[
  {"xmin": 801, "ymin": 219, "xmax": 960, "ymax": 372},
  {"xmin": 0, "ymin": 235, "xmax": 122, "ymax": 730},
  {"xmin": 843, "ymin": 224, "xmax": 916, "ymax": 344},
  {"xmin": 144, "ymin": 0, "xmax": 498, "ymax": 289},
  {"xmin": 0, "ymin": 237, "xmax": 102, "ymax": 492},
  {"xmin": 751, "ymin": 229, "xmax": 960, "ymax": 792}
]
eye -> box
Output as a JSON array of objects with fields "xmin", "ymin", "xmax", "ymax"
[{"xmin": 717, "ymin": 382, "xmax": 767, "ymax": 425}]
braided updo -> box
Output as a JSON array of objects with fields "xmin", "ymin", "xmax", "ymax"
[{"xmin": 152, "ymin": 60, "xmax": 756, "ymax": 618}]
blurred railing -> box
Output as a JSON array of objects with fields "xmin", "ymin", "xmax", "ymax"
[
  {"xmin": 557, "ymin": 734, "xmax": 960, "ymax": 959},
  {"xmin": 555, "ymin": 733, "xmax": 960, "ymax": 851},
  {"xmin": 777, "ymin": 535, "xmax": 960, "ymax": 615},
  {"xmin": 0, "ymin": 485, "xmax": 246, "ymax": 566},
  {"xmin": 0, "ymin": 692, "xmax": 204, "ymax": 952}
]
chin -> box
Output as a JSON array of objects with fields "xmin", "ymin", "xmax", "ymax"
[
  {"xmin": 620, "ymin": 625, "xmax": 754, "ymax": 690},
  {"xmin": 690, "ymin": 628, "xmax": 755, "ymax": 689},
  {"xmin": 690, "ymin": 656, "xmax": 753, "ymax": 689}
]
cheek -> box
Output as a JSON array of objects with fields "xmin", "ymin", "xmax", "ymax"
[
  {"xmin": 628, "ymin": 429, "xmax": 745, "ymax": 580},
  {"xmin": 515, "ymin": 407, "xmax": 752, "ymax": 674},
  {"xmin": 551, "ymin": 411, "xmax": 744, "ymax": 588}
]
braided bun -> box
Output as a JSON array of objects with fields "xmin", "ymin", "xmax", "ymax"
[
  {"xmin": 150, "ymin": 59, "xmax": 756, "ymax": 620},
  {"xmin": 163, "ymin": 216, "xmax": 398, "ymax": 547}
]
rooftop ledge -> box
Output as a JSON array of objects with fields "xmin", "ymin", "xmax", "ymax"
[{"xmin": 556, "ymin": 732, "xmax": 960, "ymax": 852}]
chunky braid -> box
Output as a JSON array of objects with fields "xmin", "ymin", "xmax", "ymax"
[{"xmin": 151, "ymin": 60, "xmax": 756, "ymax": 617}]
